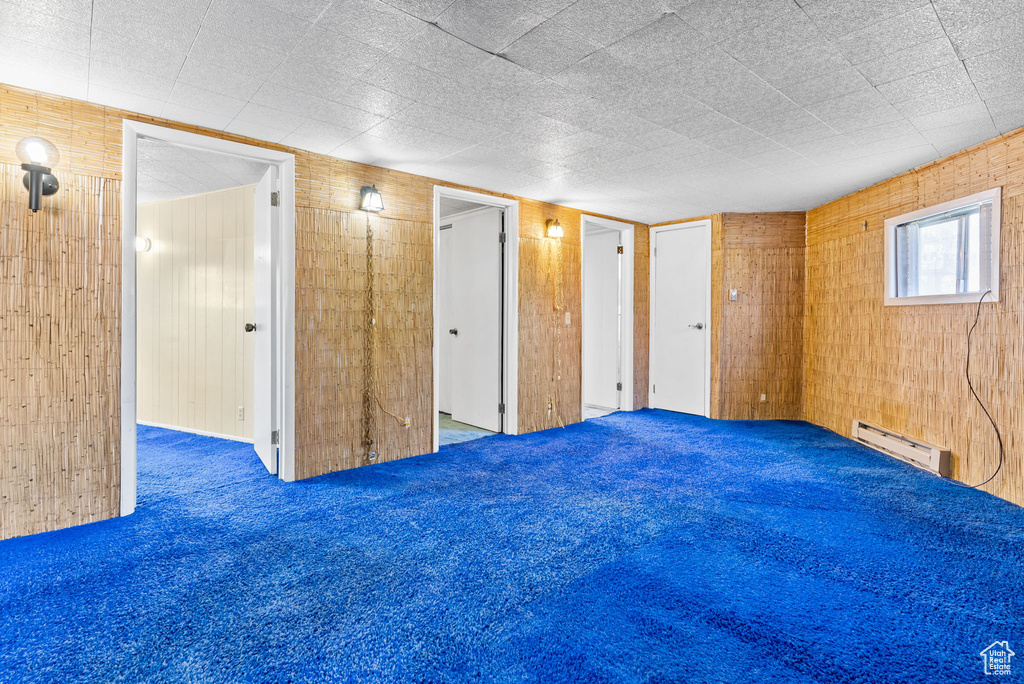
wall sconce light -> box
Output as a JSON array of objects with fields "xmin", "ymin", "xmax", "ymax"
[
  {"xmin": 359, "ymin": 184, "xmax": 384, "ymax": 212},
  {"xmin": 134, "ymin": 236, "xmax": 152, "ymax": 253},
  {"xmin": 546, "ymin": 219, "xmax": 564, "ymax": 239},
  {"xmin": 16, "ymin": 137, "xmax": 60, "ymax": 212}
]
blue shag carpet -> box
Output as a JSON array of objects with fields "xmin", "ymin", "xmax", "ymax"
[{"xmin": 1, "ymin": 410, "xmax": 1022, "ymax": 683}]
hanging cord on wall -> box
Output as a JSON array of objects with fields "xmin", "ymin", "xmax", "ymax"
[
  {"xmin": 362, "ymin": 212, "xmax": 405, "ymax": 464},
  {"xmin": 951, "ymin": 289, "xmax": 1005, "ymax": 490}
]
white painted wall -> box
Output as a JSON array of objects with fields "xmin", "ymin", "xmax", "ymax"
[{"xmin": 136, "ymin": 185, "xmax": 255, "ymax": 441}]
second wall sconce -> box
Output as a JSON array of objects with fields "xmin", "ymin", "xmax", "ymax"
[
  {"xmin": 546, "ymin": 219, "xmax": 564, "ymax": 238},
  {"xmin": 360, "ymin": 184, "xmax": 384, "ymax": 212}
]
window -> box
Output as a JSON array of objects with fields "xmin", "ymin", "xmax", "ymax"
[{"xmin": 884, "ymin": 187, "xmax": 1001, "ymax": 305}]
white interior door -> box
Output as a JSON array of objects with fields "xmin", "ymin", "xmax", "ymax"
[
  {"xmin": 438, "ymin": 226, "xmax": 454, "ymax": 414},
  {"xmin": 252, "ymin": 168, "xmax": 277, "ymax": 473},
  {"xmin": 449, "ymin": 208, "xmax": 502, "ymax": 432},
  {"xmin": 650, "ymin": 223, "xmax": 709, "ymax": 416},
  {"xmin": 584, "ymin": 229, "xmax": 621, "ymax": 409}
]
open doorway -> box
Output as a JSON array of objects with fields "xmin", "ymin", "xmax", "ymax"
[
  {"xmin": 432, "ymin": 187, "xmax": 519, "ymax": 449},
  {"xmin": 121, "ymin": 122, "xmax": 296, "ymax": 516},
  {"xmin": 581, "ymin": 215, "xmax": 634, "ymax": 420}
]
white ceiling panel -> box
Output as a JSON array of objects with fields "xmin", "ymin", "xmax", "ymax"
[{"xmin": 4, "ymin": 0, "xmax": 1021, "ymax": 224}]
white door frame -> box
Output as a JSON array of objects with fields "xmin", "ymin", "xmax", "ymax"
[
  {"xmin": 432, "ymin": 186, "xmax": 519, "ymax": 450},
  {"xmin": 649, "ymin": 219, "xmax": 712, "ymax": 418},
  {"xmin": 580, "ymin": 214, "xmax": 634, "ymax": 414},
  {"xmin": 120, "ymin": 120, "xmax": 297, "ymax": 516}
]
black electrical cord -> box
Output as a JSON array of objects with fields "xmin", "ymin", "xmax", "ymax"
[{"xmin": 950, "ymin": 289, "xmax": 1004, "ymax": 489}]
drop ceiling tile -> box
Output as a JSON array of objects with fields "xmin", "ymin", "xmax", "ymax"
[
  {"xmin": 856, "ymin": 36, "xmax": 960, "ymax": 86},
  {"xmin": 331, "ymin": 81, "xmax": 416, "ymax": 118},
  {"xmin": 391, "ymin": 24, "xmax": 493, "ymax": 77},
  {"xmin": 160, "ymin": 104, "xmax": 234, "ymax": 131},
  {"xmin": 550, "ymin": 0, "xmax": 668, "ymax": 46},
  {"xmin": 502, "ymin": 20, "xmax": 602, "ymax": 76},
  {"xmin": 834, "ymin": 4, "xmax": 945, "ymax": 64},
  {"xmin": 92, "ymin": 0, "xmax": 205, "ymax": 44},
  {"xmin": 201, "ymin": 0, "xmax": 312, "ymax": 50},
  {"xmin": 669, "ymin": 110, "xmax": 739, "ymax": 139},
  {"xmin": 801, "ymin": 0, "xmax": 931, "ymax": 37},
  {"xmin": 677, "ymin": 0, "xmax": 800, "ymax": 37},
  {"xmin": 391, "ymin": 103, "xmax": 505, "ymax": 144},
  {"xmin": 360, "ymin": 56, "xmax": 463, "ymax": 106},
  {"xmin": 931, "ymin": 0, "xmax": 1021, "ymax": 32},
  {"xmin": 844, "ymin": 119, "xmax": 921, "ymax": 145},
  {"xmin": 694, "ymin": 123, "xmax": 767, "ymax": 150},
  {"xmin": 378, "ymin": 0, "xmax": 456, "ymax": 21},
  {"xmin": 604, "ymin": 13, "xmax": 707, "ymax": 71},
  {"xmin": 90, "ymin": 29, "xmax": 190, "ymax": 81},
  {"xmin": 947, "ymin": 12, "xmax": 1024, "ymax": 59},
  {"xmin": 176, "ymin": 61, "xmax": 267, "ymax": 102},
  {"xmin": 316, "ymin": 0, "xmax": 426, "ymax": 51},
  {"xmin": 3, "ymin": 0, "xmax": 93, "ymax": 24},
  {"xmin": 772, "ymin": 67, "xmax": 873, "ymax": 109},
  {"xmin": 719, "ymin": 136, "xmax": 786, "ymax": 159},
  {"xmin": 550, "ymin": 51, "xmax": 642, "ymax": 98},
  {"xmin": 281, "ymin": 120, "xmax": 362, "ymax": 154},
  {"xmin": 965, "ymin": 44, "xmax": 1024, "ymax": 83},
  {"xmin": 276, "ymin": 27, "xmax": 387, "ymax": 81},
  {"xmin": 721, "ymin": 10, "xmax": 830, "ymax": 67},
  {"xmin": 87, "ymin": 86, "xmax": 166, "ymax": 118},
  {"xmin": 0, "ymin": 1, "xmax": 92, "ymax": 56},
  {"xmin": 875, "ymin": 62, "xmax": 975, "ymax": 103},
  {"xmin": 435, "ymin": 0, "xmax": 547, "ymax": 53},
  {"xmin": 261, "ymin": 0, "xmax": 332, "ymax": 22},
  {"xmin": 772, "ymin": 124, "xmax": 846, "ymax": 149},
  {"xmin": 0, "ymin": 37, "xmax": 89, "ymax": 81},
  {"xmin": 924, "ymin": 119, "xmax": 1000, "ymax": 155},
  {"xmin": 908, "ymin": 101, "xmax": 993, "ymax": 131},
  {"xmin": 185, "ymin": 28, "xmax": 288, "ymax": 80},
  {"xmin": 88, "ymin": 61, "xmax": 176, "ymax": 100},
  {"xmin": 744, "ymin": 108, "xmax": 830, "ymax": 137},
  {"xmin": 167, "ymin": 82, "xmax": 248, "ymax": 119},
  {"xmin": 890, "ymin": 88, "xmax": 982, "ymax": 117},
  {"xmin": 224, "ymin": 118, "xmax": 297, "ymax": 144},
  {"xmin": 460, "ymin": 56, "xmax": 547, "ymax": 100},
  {"xmin": 747, "ymin": 42, "xmax": 852, "ymax": 87},
  {"xmin": 234, "ymin": 103, "xmax": 306, "ymax": 133}
]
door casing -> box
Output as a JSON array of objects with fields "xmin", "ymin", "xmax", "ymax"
[{"xmin": 121, "ymin": 121, "xmax": 297, "ymax": 516}]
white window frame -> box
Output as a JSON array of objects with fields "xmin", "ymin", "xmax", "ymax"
[{"xmin": 884, "ymin": 187, "xmax": 1001, "ymax": 306}]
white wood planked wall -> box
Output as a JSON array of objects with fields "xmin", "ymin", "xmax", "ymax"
[{"xmin": 137, "ymin": 185, "xmax": 255, "ymax": 441}]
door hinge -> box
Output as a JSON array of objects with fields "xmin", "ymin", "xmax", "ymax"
[
  {"xmin": 616, "ymin": 382, "xmax": 622, "ymax": 391},
  {"xmin": 271, "ymin": 191, "xmax": 280, "ymax": 207},
  {"xmin": 617, "ymin": 245, "xmax": 624, "ymax": 254},
  {"xmin": 498, "ymin": 403, "xmax": 505, "ymax": 414},
  {"xmin": 653, "ymin": 247, "xmax": 657, "ymax": 257},
  {"xmin": 652, "ymin": 384, "xmax": 656, "ymax": 393},
  {"xmin": 498, "ymin": 232, "xmax": 506, "ymax": 243},
  {"xmin": 271, "ymin": 430, "xmax": 280, "ymax": 445}
]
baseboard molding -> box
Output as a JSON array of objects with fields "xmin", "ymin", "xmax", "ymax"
[{"xmin": 137, "ymin": 421, "xmax": 255, "ymax": 444}]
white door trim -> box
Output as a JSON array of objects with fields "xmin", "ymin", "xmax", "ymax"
[
  {"xmin": 580, "ymin": 214, "xmax": 634, "ymax": 415},
  {"xmin": 432, "ymin": 186, "xmax": 519, "ymax": 451},
  {"xmin": 649, "ymin": 219, "xmax": 712, "ymax": 418},
  {"xmin": 121, "ymin": 120, "xmax": 297, "ymax": 517}
]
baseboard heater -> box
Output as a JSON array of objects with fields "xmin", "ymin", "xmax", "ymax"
[{"xmin": 851, "ymin": 420, "xmax": 951, "ymax": 477}]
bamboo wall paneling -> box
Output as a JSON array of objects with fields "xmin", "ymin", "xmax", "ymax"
[
  {"xmin": 805, "ymin": 128, "xmax": 1024, "ymax": 506},
  {"xmin": 0, "ymin": 164, "xmax": 121, "ymax": 539},
  {"xmin": 633, "ymin": 224, "xmax": 650, "ymax": 409}
]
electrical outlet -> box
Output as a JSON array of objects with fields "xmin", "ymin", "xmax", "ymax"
[
  {"xmin": 565, "ymin": 311, "xmax": 571, "ymax": 326},
  {"xmin": 237, "ymin": 406, "xmax": 244, "ymax": 421},
  {"xmin": 759, "ymin": 393, "xmax": 767, "ymax": 402},
  {"xmin": 730, "ymin": 289, "xmax": 738, "ymax": 301},
  {"xmin": 369, "ymin": 451, "xmax": 377, "ymax": 461},
  {"xmin": 404, "ymin": 416, "xmax": 411, "ymax": 428}
]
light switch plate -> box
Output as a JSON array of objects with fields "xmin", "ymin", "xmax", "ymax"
[{"xmin": 730, "ymin": 289, "xmax": 738, "ymax": 301}]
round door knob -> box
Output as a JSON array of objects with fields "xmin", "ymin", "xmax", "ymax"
[
  {"xmin": 689, "ymin": 322, "xmax": 704, "ymax": 330},
  {"xmin": 449, "ymin": 328, "xmax": 458, "ymax": 336},
  {"xmin": 245, "ymin": 323, "xmax": 256, "ymax": 332}
]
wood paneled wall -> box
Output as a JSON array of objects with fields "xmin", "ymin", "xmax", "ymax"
[
  {"xmin": 0, "ymin": 165, "xmax": 121, "ymax": 539},
  {"xmin": 633, "ymin": 224, "xmax": 650, "ymax": 409},
  {"xmin": 0, "ymin": 83, "xmax": 650, "ymax": 534},
  {"xmin": 137, "ymin": 187, "xmax": 255, "ymax": 441},
  {"xmin": 805, "ymin": 128, "xmax": 1024, "ymax": 506},
  {"xmin": 719, "ymin": 213, "xmax": 805, "ymax": 420}
]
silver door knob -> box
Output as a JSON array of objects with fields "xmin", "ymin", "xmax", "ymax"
[
  {"xmin": 689, "ymin": 322, "xmax": 704, "ymax": 330},
  {"xmin": 449, "ymin": 328, "xmax": 458, "ymax": 336},
  {"xmin": 245, "ymin": 323, "xmax": 256, "ymax": 332}
]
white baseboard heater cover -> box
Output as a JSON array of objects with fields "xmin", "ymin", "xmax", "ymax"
[{"xmin": 851, "ymin": 420, "xmax": 951, "ymax": 477}]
